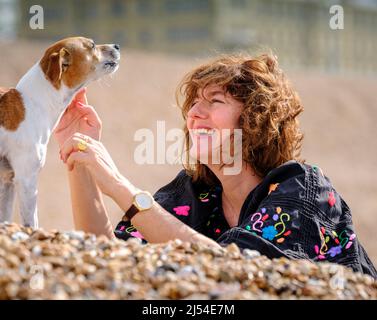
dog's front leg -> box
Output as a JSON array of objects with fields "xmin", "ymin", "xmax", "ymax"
[
  {"xmin": 14, "ymin": 173, "xmax": 39, "ymax": 228},
  {"xmin": 9, "ymin": 144, "xmax": 46, "ymax": 228},
  {"xmin": 0, "ymin": 180, "xmax": 15, "ymax": 223},
  {"xmin": 0, "ymin": 158, "xmax": 16, "ymax": 222}
]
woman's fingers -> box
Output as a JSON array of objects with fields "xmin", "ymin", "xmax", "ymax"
[
  {"xmin": 55, "ymin": 100, "xmax": 85, "ymax": 134},
  {"xmin": 66, "ymin": 150, "xmax": 89, "ymax": 171},
  {"xmin": 60, "ymin": 133, "xmax": 94, "ymax": 162},
  {"xmin": 68, "ymin": 87, "xmax": 88, "ymax": 110},
  {"xmin": 75, "ymin": 87, "xmax": 88, "ymax": 105},
  {"xmin": 76, "ymin": 102, "xmax": 102, "ymax": 129},
  {"xmin": 63, "ymin": 137, "xmax": 122, "ymax": 197}
]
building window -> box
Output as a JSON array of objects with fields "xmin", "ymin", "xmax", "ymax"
[
  {"xmin": 111, "ymin": 0, "xmax": 126, "ymax": 17},
  {"xmin": 44, "ymin": 5, "xmax": 66, "ymax": 21},
  {"xmin": 165, "ymin": 0, "xmax": 209, "ymax": 13},
  {"xmin": 137, "ymin": 0, "xmax": 153, "ymax": 16},
  {"xmin": 76, "ymin": 1, "xmax": 99, "ymax": 20},
  {"xmin": 233, "ymin": 0, "xmax": 246, "ymax": 8},
  {"xmin": 84, "ymin": 3, "xmax": 99, "ymax": 19},
  {"xmin": 166, "ymin": 27, "xmax": 209, "ymax": 42}
]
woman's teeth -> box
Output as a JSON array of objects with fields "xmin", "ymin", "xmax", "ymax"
[{"xmin": 192, "ymin": 128, "xmax": 216, "ymax": 136}]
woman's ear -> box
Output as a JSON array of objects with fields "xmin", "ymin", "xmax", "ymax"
[{"xmin": 45, "ymin": 48, "xmax": 72, "ymax": 88}]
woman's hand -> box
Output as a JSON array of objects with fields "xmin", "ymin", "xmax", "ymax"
[
  {"xmin": 54, "ymin": 88, "xmax": 102, "ymax": 149},
  {"xmin": 60, "ymin": 133, "xmax": 125, "ymax": 197}
]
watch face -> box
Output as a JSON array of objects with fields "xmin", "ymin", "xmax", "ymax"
[{"xmin": 135, "ymin": 192, "xmax": 153, "ymax": 210}]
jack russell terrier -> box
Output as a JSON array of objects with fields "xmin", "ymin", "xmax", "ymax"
[{"xmin": 0, "ymin": 37, "xmax": 120, "ymax": 228}]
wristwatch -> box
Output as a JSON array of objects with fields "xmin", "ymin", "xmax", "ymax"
[{"xmin": 123, "ymin": 190, "xmax": 154, "ymax": 221}]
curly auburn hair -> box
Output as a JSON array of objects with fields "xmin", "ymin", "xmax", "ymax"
[{"xmin": 177, "ymin": 53, "xmax": 305, "ymax": 185}]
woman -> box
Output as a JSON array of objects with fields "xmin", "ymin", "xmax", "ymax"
[{"xmin": 55, "ymin": 53, "xmax": 377, "ymax": 278}]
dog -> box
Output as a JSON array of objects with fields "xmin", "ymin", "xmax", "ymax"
[{"xmin": 0, "ymin": 37, "xmax": 120, "ymax": 228}]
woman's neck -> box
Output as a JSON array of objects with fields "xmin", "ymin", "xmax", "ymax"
[{"xmin": 208, "ymin": 162, "xmax": 263, "ymax": 226}]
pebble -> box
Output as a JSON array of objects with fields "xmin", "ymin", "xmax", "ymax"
[
  {"xmin": 11, "ymin": 232, "xmax": 29, "ymax": 241},
  {"xmin": 243, "ymin": 249, "xmax": 261, "ymax": 259},
  {"xmin": 66, "ymin": 230, "xmax": 85, "ymax": 241},
  {"xmin": 0, "ymin": 222, "xmax": 375, "ymax": 300}
]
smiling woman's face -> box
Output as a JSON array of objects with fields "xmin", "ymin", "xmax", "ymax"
[{"xmin": 186, "ymin": 85, "xmax": 243, "ymax": 164}]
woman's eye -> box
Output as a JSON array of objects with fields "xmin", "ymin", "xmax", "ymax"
[{"xmin": 211, "ymin": 99, "xmax": 224, "ymax": 104}]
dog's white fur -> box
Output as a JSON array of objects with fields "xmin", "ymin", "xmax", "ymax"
[{"xmin": 0, "ymin": 37, "xmax": 120, "ymax": 228}]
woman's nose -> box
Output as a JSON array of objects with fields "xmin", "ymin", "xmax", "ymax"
[{"xmin": 187, "ymin": 100, "xmax": 207, "ymax": 119}]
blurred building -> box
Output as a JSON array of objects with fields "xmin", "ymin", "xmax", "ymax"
[
  {"xmin": 0, "ymin": 0, "xmax": 18, "ymax": 39},
  {"xmin": 14, "ymin": 0, "xmax": 377, "ymax": 74}
]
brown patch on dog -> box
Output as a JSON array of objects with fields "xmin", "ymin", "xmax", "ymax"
[
  {"xmin": 40, "ymin": 37, "xmax": 99, "ymax": 90},
  {"xmin": 0, "ymin": 88, "xmax": 25, "ymax": 131}
]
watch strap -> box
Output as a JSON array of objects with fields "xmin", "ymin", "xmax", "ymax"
[{"xmin": 123, "ymin": 204, "xmax": 139, "ymax": 221}]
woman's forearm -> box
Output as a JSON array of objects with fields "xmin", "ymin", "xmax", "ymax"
[
  {"xmin": 132, "ymin": 203, "xmax": 221, "ymax": 248},
  {"xmin": 112, "ymin": 181, "xmax": 221, "ymax": 248},
  {"xmin": 67, "ymin": 164, "xmax": 115, "ymax": 239}
]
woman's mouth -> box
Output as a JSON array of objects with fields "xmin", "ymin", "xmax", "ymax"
[{"xmin": 190, "ymin": 128, "xmax": 216, "ymax": 136}]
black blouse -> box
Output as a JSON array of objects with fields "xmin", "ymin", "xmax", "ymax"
[{"xmin": 114, "ymin": 160, "xmax": 377, "ymax": 278}]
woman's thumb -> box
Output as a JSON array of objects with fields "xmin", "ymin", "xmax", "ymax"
[
  {"xmin": 75, "ymin": 87, "xmax": 88, "ymax": 105},
  {"xmin": 76, "ymin": 102, "xmax": 101, "ymax": 127}
]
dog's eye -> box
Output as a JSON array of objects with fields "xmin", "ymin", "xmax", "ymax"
[{"xmin": 90, "ymin": 42, "xmax": 95, "ymax": 49}]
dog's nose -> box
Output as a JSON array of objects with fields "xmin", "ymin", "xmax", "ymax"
[{"xmin": 114, "ymin": 44, "xmax": 120, "ymax": 51}]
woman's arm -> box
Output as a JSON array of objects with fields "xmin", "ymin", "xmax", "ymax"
[
  {"xmin": 68, "ymin": 165, "xmax": 115, "ymax": 239},
  {"xmin": 112, "ymin": 179, "xmax": 221, "ymax": 247},
  {"xmin": 60, "ymin": 134, "xmax": 221, "ymax": 248},
  {"xmin": 54, "ymin": 88, "xmax": 114, "ymax": 238}
]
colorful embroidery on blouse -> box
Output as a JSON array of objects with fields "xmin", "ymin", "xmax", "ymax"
[
  {"xmin": 328, "ymin": 191, "xmax": 336, "ymax": 207},
  {"xmin": 197, "ymin": 186, "xmax": 227, "ymax": 238},
  {"xmin": 199, "ymin": 192, "xmax": 210, "ymax": 202},
  {"xmin": 205, "ymin": 208, "xmax": 228, "ymax": 239},
  {"xmin": 206, "ymin": 213, "xmax": 216, "ymax": 226},
  {"xmin": 268, "ymin": 183, "xmax": 279, "ymax": 195},
  {"xmin": 244, "ymin": 206, "xmax": 294, "ymax": 244},
  {"xmin": 115, "ymin": 223, "xmax": 146, "ymax": 243},
  {"xmin": 262, "ymin": 225, "xmax": 278, "ymax": 240},
  {"xmin": 314, "ymin": 227, "xmax": 356, "ymax": 260},
  {"xmin": 173, "ymin": 205, "xmax": 190, "ymax": 216},
  {"xmin": 130, "ymin": 231, "xmax": 144, "ymax": 240},
  {"xmin": 198, "ymin": 186, "xmax": 220, "ymax": 203},
  {"xmin": 312, "ymin": 165, "xmax": 324, "ymax": 176}
]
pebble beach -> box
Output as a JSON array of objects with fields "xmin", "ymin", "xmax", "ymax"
[{"xmin": 0, "ymin": 222, "xmax": 375, "ymax": 300}]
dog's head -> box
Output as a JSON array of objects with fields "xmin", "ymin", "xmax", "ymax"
[{"xmin": 40, "ymin": 37, "xmax": 120, "ymax": 90}]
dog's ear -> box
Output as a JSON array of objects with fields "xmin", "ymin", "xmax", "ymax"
[
  {"xmin": 59, "ymin": 48, "xmax": 72, "ymax": 73},
  {"xmin": 44, "ymin": 48, "xmax": 72, "ymax": 88}
]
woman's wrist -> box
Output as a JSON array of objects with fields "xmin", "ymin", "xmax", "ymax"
[{"xmin": 110, "ymin": 174, "xmax": 140, "ymax": 212}]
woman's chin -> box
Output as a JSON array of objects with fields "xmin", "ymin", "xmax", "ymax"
[{"xmin": 189, "ymin": 148, "xmax": 219, "ymax": 165}]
